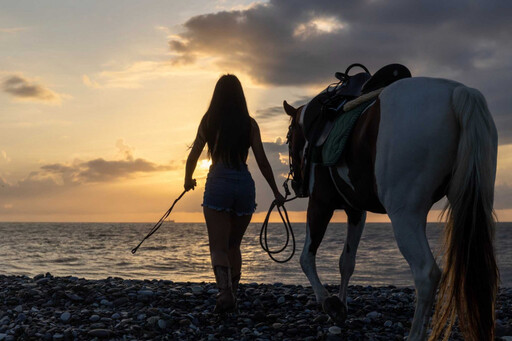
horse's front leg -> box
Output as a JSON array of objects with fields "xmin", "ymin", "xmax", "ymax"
[
  {"xmin": 300, "ymin": 198, "xmax": 333, "ymax": 308},
  {"xmin": 334, "ymin": 209, "xmax": 366, "ymax": 319}
]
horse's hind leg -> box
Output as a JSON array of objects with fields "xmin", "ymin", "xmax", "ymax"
[
  {"xmin": 335, "ymin": 209, "xmax": 366, "ymax": 317},
  {"xmin": 300, "ymin": 199, "xmax": 333, "ymax": 308},
  {"xmin": 389, "ymin": 211, "xmax": 441, "ymax": 341}
]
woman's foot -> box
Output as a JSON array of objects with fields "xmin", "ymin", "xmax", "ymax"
[{"xmin": 213, "ymin": 266, "xmax": 236, "ymax": 314}]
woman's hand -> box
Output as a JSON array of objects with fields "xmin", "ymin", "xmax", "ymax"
[
  {"xmin": 184, "ymin": 178, "xmax": 197, "ymax": 191},
  {"xmin": 274, "ymin": 192, "xmax": 286, "ymax": 207}
]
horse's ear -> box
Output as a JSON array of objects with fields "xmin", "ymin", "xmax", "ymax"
[{"xmin": 283, "ymin": 100, "xmax": 297, "ymax": 116}]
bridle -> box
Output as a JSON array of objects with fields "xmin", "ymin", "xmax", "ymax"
[
  {"xmin": 258, "ymin": 110, "xmax": 306, "ymax": 264},
  {"xmin": 285, "ymin": 108, "xmax": 309, "ymax": 198}
]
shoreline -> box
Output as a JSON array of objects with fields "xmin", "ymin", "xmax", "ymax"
[{"xmin": 0, "ymin": 274, "xmax": 510, "ymax": 340}]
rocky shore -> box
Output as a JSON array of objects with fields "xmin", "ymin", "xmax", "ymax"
[{"xmin": 0, "ymin": 274, "xmax": 510, "ymax": 340}]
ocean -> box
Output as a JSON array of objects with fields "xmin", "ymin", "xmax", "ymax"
[{"xmin": 0, "ymin": 222, "xmax": 510, "ymax": 287}]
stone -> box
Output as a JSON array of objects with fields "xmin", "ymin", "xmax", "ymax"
[
  {"xmin": 191, "ymin": 286, "xmax": 203, "ymax": 294},
  {"xmin": 158, "ymin": 319, "xmax": 167, "ymax": 329},
  {"xmin": 88, "ymin": 329, "xmax": 111, "ymax": 338},
  {"xmin": 272, "ymin": 323, "xmax": 282, "ymax": 329},
  {"xmin": 16, "ymin": 313, "xmax": 27, "ymax": 322},
  {"xmin": 113, "ymin": 297, "xmax": 129, "ymax": 306},
  {"xmin": 137, "ymin": 290, "xmax": 153, "ymax": 296},
  {"xmin": 384, "ymin": 320, "xmax": 393, "ymax": 327},
  {"xmin": 146, "ymin": 316, "xmax": 160, "ymax": 326},
  {"xmin": 366, "ymin": 311, "xmax": 381, "ymax": 319},
  {"xmin": 100, "ymin": 299, "xmax": 111, "ymax": 306},
  {"xmin": 277, "ymin": 296, "xmax": 285, "ymax": 304},
  {"xmin": 90, "ymin": 322, "xmax": 106, "ymax": 329},
  {"xmin": 52, "ymin": 334, "xmax": 64, "ymax": 341},
  {"xmin": 65, "ymin": 293, "xmax": 83, "ymax": 301},
  {"xmin": 89, "ymin": 315, "xmax": 100, "ymax": 322},
  {"xmin": 36, "ymin": 277, "xmax": 50, "ymax": 284},
  {"xmin": 60, "ymin": 312, "xmax": 71, "ymax": 323},
  {"xmin": 14, "ymin": 305, "xmax": 22, "ymax": 313},
  {"xmin": 328, "ymin": 326, "xmax": 342, "ymax": 335}
]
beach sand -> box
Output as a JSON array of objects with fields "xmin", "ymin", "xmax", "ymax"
[{"xmin": 0, "ymin": 274, "xmax": 510, "ymax": 340}]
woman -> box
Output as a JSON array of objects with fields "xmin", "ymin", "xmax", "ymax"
[{"xmin": 184, "ymin": 74, "xmax": 285, "ymax": 313}]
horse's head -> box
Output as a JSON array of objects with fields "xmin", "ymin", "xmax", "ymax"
[{"xmin": 283, "ymin": 100, "xmax": 309, "ymax": 197}]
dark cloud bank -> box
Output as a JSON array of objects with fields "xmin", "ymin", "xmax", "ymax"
[{"xmin": 170, "ymin": 0, "xmax": 512, "ymax": 141}]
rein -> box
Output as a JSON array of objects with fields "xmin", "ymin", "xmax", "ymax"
[
  {"xmin": 259, "ymin": 175, "xmax": 298, "ymax": 263},
  {"xmin": 259, "ymin": 121, "xmax": 304, "ymax": 263},
  {"xmin": 131, "ymin": 189, "xmax": 187, "ymax": 254}
]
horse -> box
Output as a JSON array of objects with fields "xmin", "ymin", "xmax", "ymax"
[{"xmin": 283, "ymin": 77, "xmax": 498, "ymax": 341}]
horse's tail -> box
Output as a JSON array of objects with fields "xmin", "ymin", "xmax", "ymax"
[{"xmin": 430, "ymin": 86, "xmax": 498, "ymax": 341}]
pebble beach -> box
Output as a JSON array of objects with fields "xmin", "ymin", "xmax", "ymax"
[{"xmin": 0, "ymin": 274, "xmax": 511, "ymax": 340}]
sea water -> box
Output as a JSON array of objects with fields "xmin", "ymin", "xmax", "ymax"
[{"xmin": 0, "ymin": 222, "xmax": 510, "ymax": 287}]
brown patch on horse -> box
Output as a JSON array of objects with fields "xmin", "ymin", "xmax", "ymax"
[
  {"xmin": 333, "ymin": 99, "xmax": 386, "ymax": 213},
  {"xmin": 307, "ymin": 165, "xmax": 344, "ymax": 254}
]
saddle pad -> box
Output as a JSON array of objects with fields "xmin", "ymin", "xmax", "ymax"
[{"xmin": 321, "ymin": 100, "xmax": 375, "ymax": 166}]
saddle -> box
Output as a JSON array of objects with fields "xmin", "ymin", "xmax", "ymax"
[
  {"xmin": 303, "ymin": 63, "xmax": 411, "ymax": 147},
  {"xmin": 298, "ymin": 63, "xmax": 411, "ymax": 197}
]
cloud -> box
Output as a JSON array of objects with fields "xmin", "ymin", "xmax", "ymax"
[
  {"xmin": 254, "ymin": 97, "xmax": 310, "ymax": 120},
  {"xmin": 169, "ymin": 1, "xmax": 512, "ymax": 85},
  {"xmin": 1, "ymin": 74, "xmax": 62, "ymax": 104},
  {"xmin": 0, "ymin": 27, "xmax": 28, "ymax": 34},
  {"xmin": 0, "ymin": 142, "xmax": 182, "ymax": 202},
  {"xmin": 0, "ymin": 150, "xmax": 10, "ymax": 163},
  {"xmin": 169, "ymin": 0, "xmax": 512, "ymax": 144},
  {"xmin": 83, "ymin": 61, "xmax": 173, "ymax": 88},
  {"xmin": 82, "ymin": 74, "xmax": 100, "ymax": 88},
  {"xmin": 40, "ymin": 140, "xmax": 179, "ymax": 183},
  {"xmin": 82, "ymin": 60, "xmax": 185, "ymax": 89}
]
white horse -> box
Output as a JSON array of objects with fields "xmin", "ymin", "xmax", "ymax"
[{"xmin": 283, "ymin": 77, "xmax": 498, "ymax": 340}]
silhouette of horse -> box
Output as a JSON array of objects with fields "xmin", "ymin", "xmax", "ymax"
[{"xmin": 283, "ymin": 77, "xmax": 498, "ymax": 341}]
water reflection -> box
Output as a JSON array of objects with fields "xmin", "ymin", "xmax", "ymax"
[{"xmin": 0, "ymin": 222, "xmax": 510, "ymax": 287}]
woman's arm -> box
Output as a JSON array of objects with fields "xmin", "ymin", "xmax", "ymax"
[
  {"xmin": 250, "ymin": 118, "xmax": 285, "ymax": 204},
  {"xmin": 184, "ymin": 116, "xmax": 207, "ymax": 191}
]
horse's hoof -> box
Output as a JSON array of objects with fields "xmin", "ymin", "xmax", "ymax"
[{"xmin": 322, "ymin": 296, "xmax": 347, "ymax": 325}]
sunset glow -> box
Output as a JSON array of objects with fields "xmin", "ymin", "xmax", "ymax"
[{"xmin": 1, "ymin": 1, "xmax": 511, "ymax": 223}]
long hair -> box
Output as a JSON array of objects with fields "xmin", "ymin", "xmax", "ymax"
[{"xmin": 204, "ymin": 74, "xmax": 251, "ymax": 168}]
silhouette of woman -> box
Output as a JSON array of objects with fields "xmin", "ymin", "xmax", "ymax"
[{"xmin": 184, "ymin": 74, "xmax": 285, "ymax": 313}]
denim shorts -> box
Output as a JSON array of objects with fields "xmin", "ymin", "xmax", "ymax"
[{"xmin": 202, "ymin": 163, "xmax": 256, "ymax": 216}]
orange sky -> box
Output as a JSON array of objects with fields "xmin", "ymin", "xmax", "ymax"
[{"xmin": 1, "ymin": 1, "xmax": 511, "ymax": 223}]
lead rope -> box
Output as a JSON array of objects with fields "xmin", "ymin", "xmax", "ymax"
[
  {"xmin": 259, "ymin": 174, "xmax": 298, "ymax": 263},
  {"xmin": 131, "ymin": 189, "xmax": 187, "ymax": 254}
]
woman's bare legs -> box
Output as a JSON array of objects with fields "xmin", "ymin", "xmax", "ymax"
[
  {"xmin": 204, "ymin": 207, "xmax": 235, "ymax": 313},
  {"xmin": 204, "ymin": 207, "xmax": 252, "ymax": 311},
  {"xmin": 204, "ymin": 207, "xmax": 232, "ymax": 267},
  {"xmin": 204, "ymin": 208, "xmax": 252, "ymax": 270},
  {"xmin": 228, "ymin": 214, "xmax": 251, "ymax": 291}
]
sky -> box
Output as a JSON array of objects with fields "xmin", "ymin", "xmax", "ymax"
[{"xmin": 1, "ymin": 0, "xmax": 511, "ymax": 223}]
